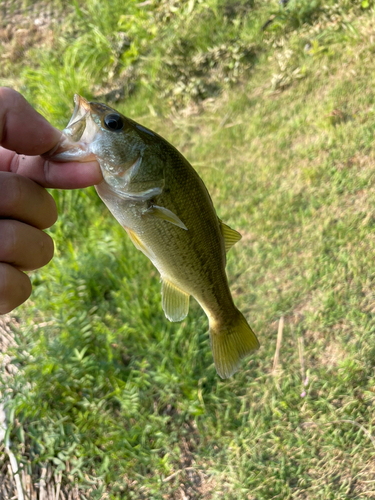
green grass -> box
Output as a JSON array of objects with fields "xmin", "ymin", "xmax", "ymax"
[{"xmin": 2, "ymin": 0, "xmax": 375, "ymax": 498}]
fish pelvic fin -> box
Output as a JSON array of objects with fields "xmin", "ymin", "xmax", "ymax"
[
  {"xmin": 161, "ymin": 278, "xmax": 190, "ymax": 322},
  {"xmin": 125, "ymin": 228, "xmax": 155, "ymax": 260},
  {"xmin": 209, "ymin": 309, "xmax": 259, "ymax": 379}
]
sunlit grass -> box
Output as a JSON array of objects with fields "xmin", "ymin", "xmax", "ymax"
[{"xmin": 2, "ymin": 0, "xmax": 375, "ymax": 498}]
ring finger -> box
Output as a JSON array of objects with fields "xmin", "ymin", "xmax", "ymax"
[{"xmin": 0, "ymin": 263, "xmax": 31, "ymax": 314}]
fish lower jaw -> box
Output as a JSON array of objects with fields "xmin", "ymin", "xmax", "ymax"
[
  {"xmin": 48, "ymin": 149, "xmax": 97, "ymax": 162},
  {"xmin": 43, "ymin": 136, "xmax": 97, "ymax": 163}
]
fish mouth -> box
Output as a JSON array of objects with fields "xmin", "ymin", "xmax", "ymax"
[
  {"xmin": 43, "ymin": 94, "xmax": 99, "ymax": 162},
  {"xmin": 64, "ymin": 94, "xmax": 91, "ymax": 141}
]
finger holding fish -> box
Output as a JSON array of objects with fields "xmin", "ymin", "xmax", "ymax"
[{"xmin": 0, "ymin": 148, "xmax": 102, "ymax": 189}]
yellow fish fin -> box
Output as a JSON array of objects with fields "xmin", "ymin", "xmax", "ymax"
[
  {"xmin": 144, "ymin": 205, "xmax": 188, "ymax": 230},
  {"xmin": 161, "ymin": 278, "xmax": 190, "ymax": 322},
  {"xmin": 209, "ymin": 309, "xmax": 259, "ymax": 379},
  {"xmin": 219, "ymin": 219, "xmax": 242, "ymax": 253},
  {"xmin": 126, "ymin": 228, "xmax": 154, "ymax": 260}
]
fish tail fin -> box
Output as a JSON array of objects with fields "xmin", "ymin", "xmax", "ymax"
[{"xmin": 209, "ymin": 309, "xmax": 259, "ymax": 379}]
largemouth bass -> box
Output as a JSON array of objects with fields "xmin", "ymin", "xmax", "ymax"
[{"xmin": 46, "ymin": 95, "xmax": 259, "ymax": 378}]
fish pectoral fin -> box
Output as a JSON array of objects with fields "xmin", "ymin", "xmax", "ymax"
[
  {"xmin": 144, "ymin": 205, "xmax": 188, "ymax": 230},
  {"xmin": 126, "ymin": 228, "xmax": 155, "ymax": 260},
  {"xmin": 219, "ymin": 219, "xmax": 242, "ymax": 252},
  {"xmin": 161, "ymin": 279, "xmax": 190, "ymax": 322}
]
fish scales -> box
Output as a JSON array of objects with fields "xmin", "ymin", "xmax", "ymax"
[{"xmin": 45, "ymin": 95, "xmax": 260, "ymax": 378}]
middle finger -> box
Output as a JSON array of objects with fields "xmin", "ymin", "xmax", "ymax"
[
  {"xmin": 0, "ymin": 171, "xmax": 57, "ymax": 229},
  {"xmin": 0, "ymin": 219, "xmax": 54, "ymax": 271}
]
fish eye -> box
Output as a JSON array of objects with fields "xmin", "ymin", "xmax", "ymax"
[{"xmin": 103, "ymin": 113, "xmax": 124, "ymax": 132}]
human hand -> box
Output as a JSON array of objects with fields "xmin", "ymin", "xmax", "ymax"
[{"xmin": 0, "ymin": 88, "xmax": 103, "ymax": 314}]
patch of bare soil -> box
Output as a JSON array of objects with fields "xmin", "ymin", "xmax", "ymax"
[{"xmin": 0, "ymin": 0, "xmax": 60, "ymax": 83}]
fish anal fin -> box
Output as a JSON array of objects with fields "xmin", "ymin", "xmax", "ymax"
[
  {"xmin": 209, "ymin": 309, "xmax": 259, "ymax": 379},
  {"xmin": 219, "ymin": 219, "xmax": 242, "ymax": 253},
  {"xmin": 144, "ymin": 205, "xmax": 188, "ymax": 230},
  {"xmin": 126, "ymin": 227, "xmax": 154, "ymax": 260},
  {"xmin": 161, "ymin": 279, "xmax": 190, "ymax": 322}
]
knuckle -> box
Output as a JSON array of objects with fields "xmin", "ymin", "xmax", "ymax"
[{"xmin": 0, "ymin": 87, "xmax": 20, "ymax": 104}]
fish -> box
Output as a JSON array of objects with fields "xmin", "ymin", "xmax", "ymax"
[{"xmin": 45, "ymin": 94, "xmax": 259, "ymax": 378}]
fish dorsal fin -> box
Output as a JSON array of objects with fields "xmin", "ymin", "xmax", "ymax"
[
  {"xmin": 219, "ymin": 219, "xmax": 242, "ymax": 252},
  {"xmin": 161, "ymin": 278, "xmax": 190, "ymax": 322},
  {"xmin": 144, "ymin": 205, "xmax": 188, "ymax": 230},
  {"xmin": 126, "ymin": 227, "xmax": 155, "ymax": 260}
]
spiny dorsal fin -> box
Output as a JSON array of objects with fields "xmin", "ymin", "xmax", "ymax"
[
  {"xmin": 219, "ymin": 219, "xmax": 242, "ymax": 253},
  {"xmin": 161, "ymin": 278, "xmax": 190, "ymax": 322},
  {"xmin": 144, "ymin": 205, "xmax": 188, "ymax": 230}
]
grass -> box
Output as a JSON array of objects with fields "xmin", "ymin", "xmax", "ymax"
[{"xmin": 2, "ymin": 0, "xmax": 375, "ymax": 498}]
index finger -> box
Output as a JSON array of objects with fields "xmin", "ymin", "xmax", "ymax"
[
  {"xmin": 0, "ymin": 87, "xmax": 61, "ymax": 155},
  {"xmin": 0, "ymin": 147, "xmax": 103, "ymax": 189},
  {"xmin": 0, "ymin": 88, "xmax": 102, "ymax": 188}
]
